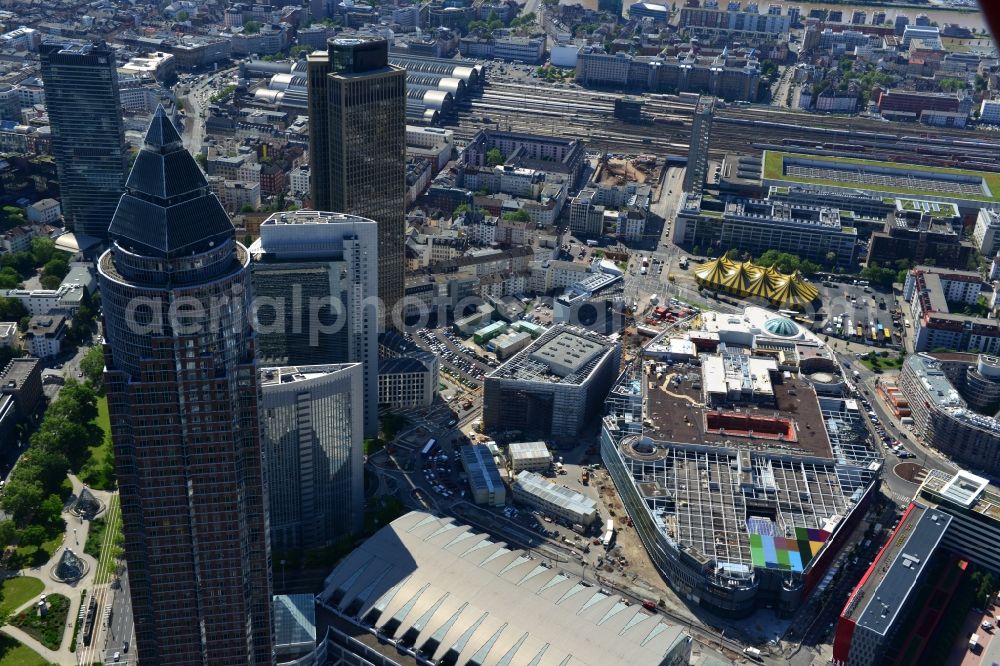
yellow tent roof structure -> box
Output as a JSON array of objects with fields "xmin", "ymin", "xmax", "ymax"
[
  {"xmin": 693, "ymin": 255, "xmax": 737, "ymax": 285},
  {"xmin": 694, "ymin": 257, "xmax": 819, "ymax": 308},
  {"xmin": 744, "ymin": 263, "xmax": 782, "ymax": 300},
  {"xmin": 768, "ymin": 270, "xmax": 819, "ymax": 307},
  {"xmin": 721, "ymin": 259, "xmax": 759, "ymax": 293}
]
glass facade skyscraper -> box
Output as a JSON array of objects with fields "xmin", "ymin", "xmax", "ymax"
[
  {"xmin": 260, "ymin": 363, "xmax": 364, "ymax": 554},
  {"xmin": 97, "ymin": 108, "xmax": 273, "ymax": 665},
  {"xmin": 249, "ymin": 210, "xmax": 379, "ymax": 438},
  {"xmin": 39, "ymin": 41, "xmax": 127, "ymax": 240},
  {"xmin": 308, "ymin": 39, "xmax": 406, "ymax": 324}
]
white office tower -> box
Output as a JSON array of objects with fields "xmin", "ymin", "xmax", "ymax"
[
  {"xmin": 250, "ymin": 211, "xmax": 379, "ymax": 437},
  {"xmin": 261, "ymin": 363, "xmax": 364, "ymax": 552}
]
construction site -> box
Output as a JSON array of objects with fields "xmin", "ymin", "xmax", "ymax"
[
  {"xmin": 591, "ymin": 153, "xmax": 663, "ymax": 187},
  {"xmin": 601, "ymin": 306, "xmax": 882, "ymax": 618}
]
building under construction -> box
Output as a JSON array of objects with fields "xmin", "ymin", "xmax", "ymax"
[{"xmin": 602, "ymin": 307, "xmax": 881, "ymax": 617}]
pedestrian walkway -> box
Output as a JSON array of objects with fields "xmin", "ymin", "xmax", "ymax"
[{"xmin": 0, "ymin": 475, "xmax": 117, "ymax": 666}]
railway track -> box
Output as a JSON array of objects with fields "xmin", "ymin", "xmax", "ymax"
[{"xmin": 444, "ymin": 81, "xmax": 1000, "ymax": 167}]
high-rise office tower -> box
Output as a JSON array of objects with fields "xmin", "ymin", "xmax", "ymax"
[
  {"xmin": 98, "ymin": 108, "xmax": 273, "ymax": 665},
  {"xmin": 307, "ymin": 38, "xmax": 406, "ymax": 323},
  {"xmin": 260, "ymin": 363, "xmax": 364, "ymax": 555},
  {"xmin": 683, "ymin": 97, "xmax": 714, "ymax": 196},
  {"xmin": 249, "ymin": 210, "xmax": 379, "ymax": 437},
  {"xmin": 39, "ymin": 41, "xmax": 127, "ymax": 240}
]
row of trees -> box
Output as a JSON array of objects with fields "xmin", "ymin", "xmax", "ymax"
[
  {"xmin": 0, "ymin": 380, "xmax": 103, "ymax": 566},
  {"xmin": 756, "ymin": 249, "xmax": 822, "ymax": 275}
]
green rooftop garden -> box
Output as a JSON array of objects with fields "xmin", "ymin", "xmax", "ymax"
[{"xmin": 762, "ymin": 151, "xmax": 1000, "ymax": 204}]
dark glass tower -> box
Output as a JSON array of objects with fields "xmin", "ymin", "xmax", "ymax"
[
  {"xmin": 98, "ymin": 108, "xmax": 273, "ymax": 665},
  {"xmin": 39, "ymin": 41, "xmax": 127, "ymax": 240},
  {"xmin": 307, "ymin": 38, "xmax": 406, "ymax": 323}
]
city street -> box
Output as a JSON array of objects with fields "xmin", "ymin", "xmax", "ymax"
[{"xmin": 101, "ymin": 572, "xmax": 134, "ymax": 665}]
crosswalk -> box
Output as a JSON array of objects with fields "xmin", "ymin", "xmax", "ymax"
[{"xmin": 888, "ymin": 492, "xmax": 913, "ymax": 506}]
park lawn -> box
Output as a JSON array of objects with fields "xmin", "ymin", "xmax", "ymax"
[
  {"xmin": 0, "ymin": 578, "xmax": 44, "ymax": 616},
  {"xmin": 9, "ymin": 594, "xmax": 68, "ymax": 650},
  {"xmin": 0, "ymin": 635, "xmax": 52, "ymax": 666},
  {"xmin": 14, "ymin": 532, "xmax": 62, "ymax": 570},
  {"xmin": 79, "ymin": 396, "xmax": 114, "ymax": 490},
  {"xmin": 859, "ymin": 354, "xmax": 905, "ymax": 372}
]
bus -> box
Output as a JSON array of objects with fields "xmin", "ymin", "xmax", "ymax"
[
  {"xmin": 870, "ymin": 327, "xmax": 877, "ymax": 342},
  {"xmin": 856, "ymin": 325, "xmax": 863, "ymax": 338},
  {"xmin": 884, "ymin": 328, "xmax": 892, "ymax": 341},
  {"xmin": 421, "ymin": 439, "xmax": 437, "ymax": 457}
]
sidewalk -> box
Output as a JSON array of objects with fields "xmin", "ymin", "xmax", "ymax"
[{"xmin": 0, "ymin": 475, "xmax": 117, "ymax": 666}]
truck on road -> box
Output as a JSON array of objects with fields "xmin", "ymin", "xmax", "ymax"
[
  {"xmin": 743, "ymin": 647, "xmax": 763, "ymax": 662},
  {"xmin": 970, "ymin": 633, "xmax": 980, "ymax": 651}
]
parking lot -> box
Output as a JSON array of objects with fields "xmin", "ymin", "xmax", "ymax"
[
  {"xmin": 816, "ymin": 279, "xmax": 903, "ymax": 348},
  {"xmin": 411, "ymin": 327, "xmax": 492, "ymax": 388}
]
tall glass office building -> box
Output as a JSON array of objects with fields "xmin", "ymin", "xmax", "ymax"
[
  {"xmin": 39, "ymin": 41, "xmax": 127, "ymax": 240},
  {"xmin": 308, "ymin": 38, "xmax": 406, "ymax": 323},
  {"xmin": 260, "ymin": 363, "xmax": 364, "ymax": 553},
  {"xmin": 98, "ymin": 108, "xmax": 273, "ymax": 665},
  {"xmin": 249, "ymin": 210, "xmax": 379, "ymax": 437}
]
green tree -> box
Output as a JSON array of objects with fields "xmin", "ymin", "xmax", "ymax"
[
  {"xmin": 36, "ymin": 494, "xmax": 64, "ymax": 528},
  {"xmin": 0, "ymin": 266, "xmax": 21, "ymax": 289},
  {"xmin": 195, "ymin": 152, "xmax": 207, "ymax": 169},
  {"xmin": 0, "ymin": 519, "xmax": 16, "ymax": 546},
  {"xmin": 0, "ymin": 478, "xmax": 45, "ymax": 526},
  {"xmin": 0, "ymin": 296, "xmax": 27, "ymax": 322},
  {"xmin": 16, "ymin": 447, "xmax": 71, "ymax": 492},
  {"xmin": 18, "ymin": 524, "xmax": 47, "ymax": 548},
  {"xmin": 0, "ymin": 251, "xmax": 33, "ymax": 278},
  {"xmin": 243, "ymin": 20, "xmax": 261, "ymax": 33},
  {"xmin": 486, "ymin": 148, "xmax": 505, "ymax": 166},
  {"xmin": 50, "ymin": 380, "xmax": 98, "ymax": 425},
  {"xmin": 42, "ymin": 257, "xmax": 69, "ymax": 280},
  {"xmin": 80, "ymin": 346, "xmax": 106, "ymax": 389},
  {"xmin": 40, "ymin": 274, "xmax": 61, "ymax": 289},
  {"xmin": 0, "ymin": 205, "xmax": 26, "ymax": 231},
  {"xmin": 30, "ymin": 237, "xmax": 56, "ymax": 266},
  {"xmin": 502, "ymin": 209, "xmax": 530, "ymax": 222},
  {"xmin": 176, "ymin": 9, "xmax": 189, "ymax": 21},
  {"xmin": 860, "ymin": 261, "xmax": 897, "ymax": 289},
  {"xmin": 939, "ymin": 78, "xmax": 966, "ymax": 92}
]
